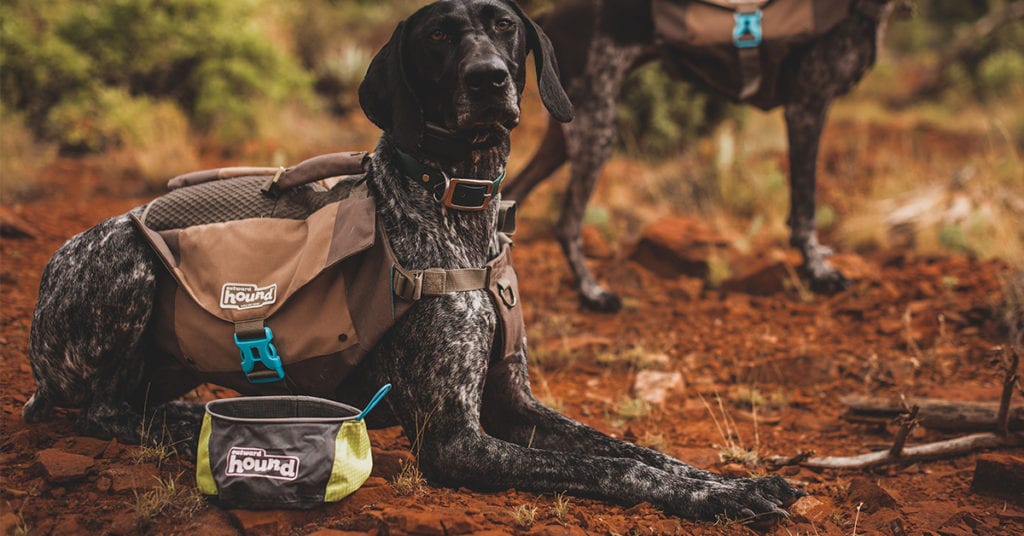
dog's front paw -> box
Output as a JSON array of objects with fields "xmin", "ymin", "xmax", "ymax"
[
  {"xmin": 804, "ymin": 260, "xmax": 850, "ymax": 294},
  {"xmin": 580, "ymin": 287, "xmax": 622, "ymax": 313},
  {"xmin": 671, "ymin": 475, "xmax": 804, "ymax": 522}
]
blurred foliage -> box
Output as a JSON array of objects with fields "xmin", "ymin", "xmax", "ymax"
[
  {"xmin": 616, "ymin": 64, "xmax": 735, "ymax": 158},
  {"xmin": 0, "ymin": 0, "xmax": 312, "ymax": 151}
]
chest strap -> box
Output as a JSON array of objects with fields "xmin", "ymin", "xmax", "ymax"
[{"xmin": 391, "ymin": 265, "xmax": 492, "ymax": 301}]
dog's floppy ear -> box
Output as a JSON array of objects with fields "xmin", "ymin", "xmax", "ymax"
[
  {"xmin": 504, "ymin": 1, "xmax": 574, "ymax": 123},
  {"xmin": 359, "ymin": 21, "xmax": 424, "ymax": 150}
]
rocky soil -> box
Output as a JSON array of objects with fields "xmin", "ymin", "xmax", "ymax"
[{"xmin": 2, "ymin": 158, "xmax": 1023, "ymax": 535}]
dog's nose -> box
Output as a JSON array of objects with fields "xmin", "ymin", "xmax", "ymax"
[{"xmin": 464, "ymin": 59, "xmax": 510, "ymax": 93}]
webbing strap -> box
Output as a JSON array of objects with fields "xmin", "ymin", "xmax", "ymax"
[
  {"xmin": 734, "ymin": 4, "xmax": 763, "ymax": 100},
  {"xmin": 391, "ymin": 264, "xmax": 491, "ymax": 301}
]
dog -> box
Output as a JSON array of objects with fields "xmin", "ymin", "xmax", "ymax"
[
  {"xmin": 24, "ymin": 0, "xmax": 801, "ymax": 521},
  {"xmin": 504, "ymin": 0, "xmax": 898, "ymax": 311}
]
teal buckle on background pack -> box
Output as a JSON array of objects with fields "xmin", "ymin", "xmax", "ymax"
[
  {"xmin": 733, "ymin": 10, "xmax": 763, "ymax": 48},
  {"xmin": 234, "ymin": 327, "xmax": 285, "ymax": 383}
]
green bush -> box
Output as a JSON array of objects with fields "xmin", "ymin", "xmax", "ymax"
[
  {"xmin": 616, "ymin": 63, "xmax": 732, "ymax": 158},
  {"xmin": 0, "ymin": 0, "xmax": 313, "ymax": 150}
]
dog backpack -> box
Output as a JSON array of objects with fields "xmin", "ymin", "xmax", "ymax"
[
  {"xmin": 651, "ymin": 0, "xmax": 887, "ymax": 108},
  {"xmin": 131, "ymin": 152, "xmax": 524, "ymax": 397}
]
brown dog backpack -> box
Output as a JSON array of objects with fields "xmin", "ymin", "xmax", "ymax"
[
  {"xmin": 651, "ymin": 0, "xmax": 886, "ymax": 108},
  {"xmin": 131, "ymin": 152, "xmax": 524, "ymax": 397}
]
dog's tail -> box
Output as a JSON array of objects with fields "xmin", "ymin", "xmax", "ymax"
[{"xmin": 23, "ymin": 389, "xmax": 55, "ymax": 423}]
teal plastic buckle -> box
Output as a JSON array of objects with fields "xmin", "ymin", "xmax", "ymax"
[
  {"xmin": 234, "ymin": 327, "xmax": 285, "ymax": 383},
  {"xmin": 733, "ymin": 10, "xmax": 763, "ymax": 48}
]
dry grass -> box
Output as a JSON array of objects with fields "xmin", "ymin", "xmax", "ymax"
[
  {"xmin": 391, "ymin": 459, "xmax": 427, "ymax": 496},
  {"xmin": 0, "ymin": 112, "xmax": 57, "ymax": 203},
  {"xmin": 132, "ymin": 474, "xmax": 204, "ymax": 523},
  {"xmin": 551, "ymin": 492, "xmax": 571, "ymax": 522},
  {"xmin": 510, "ymin": 503, "xmax": 538, "ymax": 528},
  {"xmin": 700, "ymin": 392, "xmax": 761, "ymax": 467}
]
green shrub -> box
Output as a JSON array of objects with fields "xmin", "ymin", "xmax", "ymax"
[
  {"xmin": 977, "ymin": 49, "xmax": 1024, "ymax": 99},
  {"xmin": 616, "ymin": 63, "xmax": 732, "ymax": 158},
  {"xmin": 0, "ymin": 0, "xmax": 313, "ymax": 150}
]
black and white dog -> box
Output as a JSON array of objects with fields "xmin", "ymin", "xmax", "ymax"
[
  {"xmin": 505, "ymin": 0, "xmax": 897, "ymax": 311},
  {"xmin": 24, "ymin": 0, "xmax": 800, "ymax": 521}
]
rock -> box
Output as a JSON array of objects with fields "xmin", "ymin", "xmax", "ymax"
[
  {"xmin": 54, "ymin": 436, "xmax": 112, "ymax": 459},
  {"xmin": 107, "ymin": 512, "xmax": 141, "ymax": 536},
  {"xmin": 847, "ymin": 477, "xmax": 898, "ymax": 512},
  {"xmin": 370, "ymin": 448, "xmax": 413, "ymax": 480},
  {"xmin": 387, "ymin": 509, "xmax": 482, "ymax": 535},
  {"xmin": 187, "ymin": 510, "xmax": 240, "ymax": 536},
  {"xmin": 630, "ymin": 216, "xmax": 730, "ymax": 279},
  {"xmin": 631, "ymin": 370, "xmax": 683, "ymax": 405},
  {"xmin": 52, "ymin": 515, "xmax": 84, "ymax": 535},
  {"xmin": 101, "ymin": 439, "xmax": 124, "ymax": 460},
  {"xmin": 227, "ymin": 509, "xmax": 318, "ymax": 536},
  {"xmin": 790, "ymin": 496, "xmax": 834, "ymax": 525},
  {"xmin": 719, "ymin": 252, "xmax": 800, "ymax": 295},
  {"xmin": 528, "ymin": 523, "xmax": 588, "ymax": 536},
  {"xmin": 971, "ymin": 453, "xmax": 1024, "ymax": 501},
  {"xmin": 361, "ymin": 476, "xmax": 389, "ymax": 488},
  {"xmin": 581, "ymin": 225, "xmax": 614, "ymax": 259},
  {"xmin": 35, "ymin": 449, "xmax": 95, "ymax": 483},
  {"xmin": 102, "ymin": 464, "xmax": 160, "ymax": 493},
  {"xmin": 307, "ymin": 530, "xmax": 372, "ymax": 536},
  {"xmin": 0, "ymin": 513, "xmax": 20, "ymax": 535},
  {"xmin": 0, "ymin": 206, "xmax": 37, "ymax": 239}
]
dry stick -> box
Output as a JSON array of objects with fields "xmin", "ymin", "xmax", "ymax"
[
  {"xmin": 997, "ymin": 347, "xmax": 1020, "ymax": 437},
  {"xmin": 767, "ymin": 432, "xmax": 1024, "ymax": 470},
  {"xmin": 841, "ymin": 395, "xmax": 1024, "ymax": 433},
  {"xmin": 889, "ymin": 404, "xmax": 920, "ymax": 458}
]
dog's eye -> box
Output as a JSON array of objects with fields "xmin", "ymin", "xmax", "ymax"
[
  {"xmin": 494, "ymin": 19, "xmax": 514, "ymax": 32},
  {"xmin": 430, "ymin": 30, "xmax": 448, "ymax": 42}
]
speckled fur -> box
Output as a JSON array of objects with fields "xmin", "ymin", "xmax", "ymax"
[
  {"xmin": 24, "ymin": 0, "xmax": 801, "ymax": 521},
  {"xmin": 505, "ymin": 0, "xmax": 896, "ymax": 311}
]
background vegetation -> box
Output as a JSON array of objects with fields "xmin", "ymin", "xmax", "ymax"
[{"xmin": 1, "ymin": 0, "xmax": 1021, "ymax": 260}]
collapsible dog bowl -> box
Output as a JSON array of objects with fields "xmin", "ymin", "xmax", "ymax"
[{"xmin": 196, "ymin": 385, "xmax": 390, "ymax": 509}]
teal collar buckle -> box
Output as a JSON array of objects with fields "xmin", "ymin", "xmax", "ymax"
[{"xmin": 394, "ymin": 147, "xmax": 505, "ymax": 212}]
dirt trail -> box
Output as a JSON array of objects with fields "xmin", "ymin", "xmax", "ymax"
[{"xmin": 2, "ymin": 163, "xmax": 1023, "ymax": 535}]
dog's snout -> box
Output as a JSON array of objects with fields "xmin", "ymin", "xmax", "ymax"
[{"xmin": 464, "ymin": 58, "xmax": 510, "ymax": 93}]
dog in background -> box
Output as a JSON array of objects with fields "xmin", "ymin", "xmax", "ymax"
[
  {"xmin": 505, "ymin": 0, "xmax": 898, "ymax": 311},
  {"xmin": 24, "ymin": 0, "xmax": 802, "ymax": 522}
]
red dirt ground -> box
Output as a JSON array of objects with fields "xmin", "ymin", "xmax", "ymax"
[{"xmin": 2, "ymin": 154, "xmax": 1023, "ymax": 535}]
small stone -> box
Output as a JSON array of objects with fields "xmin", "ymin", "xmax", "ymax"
[
  {"xmin": 790, "ymin": 496, "xmax": 834, "ymax": 525},
  {"xmin": 631, "ymin": 370, "xmax": 683, "ymax": 405},
  {"xmin": 971, "ymin": 453, "xmax": 1024, "ymax": 501},
  {"xmin": 35, "ymin": 449, "xmax": 95, "ymax": 483},
  {"xmin": 630, "ymin": 216, "xmax": 731, "ymax": 279},
  {"xmin": 102, "ymin": 464, "xmax": 160, "ymax": 493},
  {"xmin": 0, "ymin": 513, "xmax": 20, "ymax": 535},
  {"xmin": 847, "ymin": 477, "xmax": 898, "ymax": 512},
  {"xmin": 54, "ymin": 436, "xmax": 112, "ymax": 459}
]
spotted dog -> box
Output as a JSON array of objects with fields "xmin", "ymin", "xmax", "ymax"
[
  {"xmin": 505, "ymin": 0, "xmax": 898, "ymax": 311},
  {"xmin": 25, "ymin": 0, "xmax": 801, "ymax": 521}
]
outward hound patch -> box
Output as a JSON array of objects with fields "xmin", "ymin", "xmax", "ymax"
[
  {"xmin": 220, "ymin": 283, "xmax": 278, "ymax": 310},
  {"xmin": 226, "ymin": 447, "xmax": 299, "ymax": 480}
]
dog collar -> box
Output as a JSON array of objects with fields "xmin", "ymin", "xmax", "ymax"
[{"xmin": 393, "ymin": 146, "xmax": 506, "ymax": 212}]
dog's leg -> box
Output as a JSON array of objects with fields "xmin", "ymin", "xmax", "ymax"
[
  {"xmin": 503, "ymin": 116, "xmax": 567, "ymax": 203},
  {"xmin": 24, "ymin": 214, "xmax": 181, "ymax": 445},
  {"xmin": 481, "ymin": 352, "xmax": 738, "ymax": 482},
  {"xmin": 376, "ymin": 298, "xmax": 797, "ymax": 520},
  {"xmin": 783, "ymin": 96, "xmax": 849, "ymax": 293},
  {"xmin": 784, "ymin": 11, "xmax": 886, "ymax": 293},
  {"xmin": 558, "ymin": 37, "xmax": 644, "ymax": 312}
]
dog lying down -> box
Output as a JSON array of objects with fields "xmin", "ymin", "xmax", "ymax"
[{"xmin": 23, "ymin": 0, "xmax": 802, "ymax": 522}]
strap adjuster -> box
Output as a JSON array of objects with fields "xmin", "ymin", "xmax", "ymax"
[
  {"xmin": 442, "ymin": 177, "xmax": 497, "ymax": 212},
  {"xmin": 234, "ymin": 326, "xmax": 285, "ymax": 383},
  {"xmin": 393, "ymin": 268, "xmax": 424, "ymax": 301},
  {"xmin": 733, "ymin": 10, "xmax": 763, "ymax": 48}
]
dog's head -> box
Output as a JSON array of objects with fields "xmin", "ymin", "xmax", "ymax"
[{"xmin": 359, "ymin": 0, "xmax": 573, "ymax": 158}]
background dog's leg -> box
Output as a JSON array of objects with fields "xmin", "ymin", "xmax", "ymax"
[
  {"xmin": 377, "ymin": 299, "xmax": 798, "ymax": 520},
  {"xmin": 558, "ymin": 37, "xmax": 644, "ymax": 312},
  {"xmin": 504, "ymin": 117, "xmax": 567, "ymax": 203},
  {"xmin": 482, "ymin": 353, "xmax": 732, "ymax": 482},
  {"xmin": 784, "ymin": 96, "xmax": 849, "ymax": 293}
]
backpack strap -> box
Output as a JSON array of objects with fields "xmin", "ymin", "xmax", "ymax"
[{"xmin": 166, "ymin": 151, "xmax": 371, "ymax": 193}]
